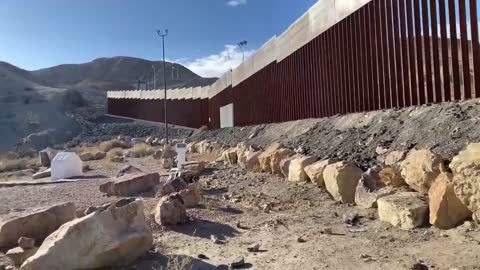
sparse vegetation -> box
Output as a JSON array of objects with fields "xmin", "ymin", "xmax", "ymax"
[
  {"xmin": 0, "ymin": 155, "xmax": 39, "ymax": 173},
  {"xmin": 106, "ymin": 148, "xmax": 123, "ymax": 162},
  {"xmin": 98, "ymin": 139, "xmax": 127, "ymax": 152},
  {"xmin": 128, "ymin": 143, "xmax": 153, "ymax": 158}
]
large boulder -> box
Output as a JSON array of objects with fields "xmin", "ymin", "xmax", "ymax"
[
  {"xmin": 270, "ymin": 148, "xmax": 295, "ymax": 175},
  {"xmin": 187, "ymin": 142, "xmax": 198, "ymax": 153},
  {"xmin": 385, "ymin": 150, "xmax": 406, "ymax": 167},
  {"xmin": 429, "ymin": 173, "xmax": 471, "ymax": 229},
  {"xmin": 178, "ymin": 183, "xmax": 202, "ymax": 208},
  {"xmin": 99, "ymin": 173, "xmax": 160, "ymax": 196},
  {"xmin": 355, "ymin": 166, "xmax": 395, "ymax": 208},
  {"xmin": 0, "ymin": 203, "xmax": 75, "ymax": 248},
  {"xmin": 450, "ymin": 143, "xmax": 480, "ymax": 222},
  {"xmin": 288, "ymin": 156, "xmax": 317, "ymax": 182},
  {"xmin": 183, "ymin": 161, "xmax": 206, "ymax": 174},
  {"xmin": 32, "ymin": 168, "xmax": 51, "ymax": 180},
  {"xmin": 323, "ymin": 161, "xmax": 363, "ymax": 203},
  {"xmin": 116, "ymin": 165, "xmax": 142, "ymax": 178},
  {"xmin": 378, "ymin": 166, "xmax": 406, "ymax": 187},
  {"xmin": 21, "ymin": 199, "xmax": 153, "ymax": 270},
  {"xmin": 377, "ymin": 192, "xmax": 428, "ymax": 230},
  {"xmin": 258, "ymin": 143, "xmax": 284, "ymax": 173},
  {"xmin": 236, "ymin": 143, "xmax": 250, "ymax": 165},
  {"xmin": 6, "ymin": 247, "xmax": 38, "ymax": 266},
  {"xmin": 304, "ymin": 159, "xmax": 336, "ymax": 187},
  {"xmin": 222, "ymin": 148, "xmax": 238, "ymax": 165},
  {"xmin": 154, "ymin": 194, "xmax": 187, "ymax": 225},
  {"xmin": 280, "ymin": 156, "xmax": 297, "ymax": 178},
  {"xmin": 158, "ymin": 177, "xmax": 188, "ymax": 196},
  {"xmin": 400, "ymin": 149, "xmax": 444, "ymax": 195},
  {"xmin": 241, "ymin": 151, "xmax": 262, "ymax": 172}
]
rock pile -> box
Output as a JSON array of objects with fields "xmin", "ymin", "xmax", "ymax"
[{"xmin": 209, "ymin": 140, "xmax": 479, "ymax": 231}]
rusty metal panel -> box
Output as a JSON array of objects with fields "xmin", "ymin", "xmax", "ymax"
[
  {"xmin": 422, "ymin": 0, "xmax": 433, "ymax": 103},
  {"xmin": 393, "ymin": 0, "xmax": 404, "ymax": 107},
  {"xmin": 459, "ymin": 0, "xmax": 471, "ymax": 99},
  {"xmin": 471, "ymin": 0, "xmax": 480, "ymax": 98},
  {"xmin": 448, "ymin": 0, "xmax": 461, "ymax": 100},
  {"xmin": 413, "ymin": 0, "xmax": 425, "ymax": 105},
  {"xmin": 406, "ymin": 0, "xmax": 419, "ymax": 105},
  {"xmin": 386, "ymin": 0, "xmax": 398, "ymax": 108},
  {"xmin": 430, "ymin": 0, "xmax": 442, "ymax": 102},
  {"xmin": 439, "ymin": 0, "xmax": 451, "ymax": 101}
]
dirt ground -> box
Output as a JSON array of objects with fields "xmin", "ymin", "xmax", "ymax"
[{"xmin": 1, "ymin": 155, "xmax": 480, "ymax": 270}]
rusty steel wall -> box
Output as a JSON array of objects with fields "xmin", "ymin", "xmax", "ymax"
[
  {"xmin": 207, "ymin": 0, "xmax": 480, "ymax": 129},
  {"xmin": 107, "ymin": 98, "xmax": 209, "ymax": 129},
  {"xmin": 108, "ymin": 0, "xmax": 480, "ymax": 130}
]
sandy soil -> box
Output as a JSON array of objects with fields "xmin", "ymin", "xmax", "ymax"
[{"xmin": 1, "ymin": 157, "xmax": 480, "ymax": 270}]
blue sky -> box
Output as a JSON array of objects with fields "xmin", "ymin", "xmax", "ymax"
[{"xmin": 0, "ymin": 0, "xmax": 316, "ymax": 76}]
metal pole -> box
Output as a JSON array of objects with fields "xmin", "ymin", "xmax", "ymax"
[
  {"xmin": 152, "ymin": 65, "xmax": 156, "ymax": 90},
  {"xmin": 161, "ymin": 33, "xmax": 169, "ymax": 145}
]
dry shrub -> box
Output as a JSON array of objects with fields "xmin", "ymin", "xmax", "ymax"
[
  {"xmin": 98, "ymin": 139, "xmax": 126, "ymax": 152},
  {"xmin": 106, "ymin": 148, "xmax": 124, "ymax": 162},
  {"xmin": 129, "ymin": 143, "xmax": 153, "ymax": 157},
  {"xmin": 0, "ymin": 155, "xmax": 39, "ymax": 173}
]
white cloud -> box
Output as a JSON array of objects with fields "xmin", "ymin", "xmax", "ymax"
[
  {"xmin": 179, "ymin": 45, "xmax": 255, "ymax": 78},
  {"xmin": 227, "ymin": 0, "xmax": 247, "ymax": 7}
]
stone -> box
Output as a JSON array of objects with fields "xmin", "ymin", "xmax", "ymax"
[
  {"xmin": 145, "ymin": 136, "xmax": 154, "ymax": 145},
  {"xmin": 183, "ymin": 161, "xmax": 206, "ymax": 173},
  {"xmin": 99, "ymin": 173, "xmax": 160, "ymax": 196},
  {"xmin": 355, "ymin": 185, "xmax": 395, "ymax": 209},
  {"xmin": 450, "ymin": 143, "xmax": 480, "ymax": 222},
  {"xmin": 236, "ymin": 143, "xmax": 250, "ymax": 165},
  {"xmin": 178, "ymin": 184, "xmax": 202, "ymax": 208},
  {"xmin": 222, "ymin": 148, "xmax": 238, "ymax": 165},
  {"xmin": 160, "ymin": 158, "xmax": 174, "ymax": 169},
  {"xmin": 116, "ymin": 165, "xmax": 142, "ymax": 178},
  {"xmin": 247, "ymin": 243, "xmax": 260, "ymax": 252},
  {"xmin": 377, "ymin": 192, "xmax": 428, "ymax": 230},
  {"xmin": 323, "ymin": 161, "xmax": 363, "ymax": 203},
  {"xmin": 400, "ymin": 149, "xmax": 444, "ymax": 195},
  {"xmin": 378, "ymin": 166, "xmax": 406, "ymax": 187},
  {"xmin": 0, "ymin": 254, "xmax": 13, "ymax": 270},
  {"xmin": 304, "ymin": 159, "xmax": 337, "ymax": 187},
  {"xmin": 288, "ymin": 155, "xmax": 318, "ymax": 182},
  {"xmin": 280, "ymin": 156, "xmax": 295, "ymax": 178},
  {"xmin": 21, "ymin": 199, "xmax": 153, "ymax": 270},
  {"xmin": 6, "ymin": 247, "xmax": 38, "ymax": 266},
  {"xmin": 210, "ymin": 234, "xmax": 222, "ymax": 244},
  {"xmin": 153, "ymin": 150, "xmax": 163, "ymax": 160},
  {"xmin": 158, "ymin": 177, "xmax": 188, "ymax": 197},
  {"xmin": 17, "ymin": 237, "xmax": 35, "ymax": 250},
  {"xmin": 385, "ymin": 150, "xmax": 406, "ymax": 167},
  {"xmin": 152, "ymin": 137, "xmax": 161, "ymax": 145},
  {"xmin": 295, "ymin": 146, "xmax": 307, "ymax": 155},
  {"xmin": 177, "ymin": 170, "xmax": 200, "ymax": 183},
  {"xmin": 32, "ymin": 168, "xmax": 51, "ymax": 180},
  {"xmin": 154, "ymin": 193, "xmax": 187, "ymax": 225},
  {"xmin": 84, "ymin": 207, "xmax": 97, "ymax": 216},
  {"xmin": 258, "ymin": 143, "xmax": 284, "ymax": 173},
  {"xmin": 230, "ymin": 257, "xmax": 245, "ymax": 268},
  {"xmin": 355, "ymin": 166, "xmax": 395, "ymax": 208},
  {"xmin": 38, "ymin": 151, "xmax": 50, "ymax": 167},
  {"xmin": 187, "ymin": 142, "xmax": 198, "ymax": 153},
  {"xmin": 79, "ymin": 151, "xmax": 106, "ymax": 161},
  {"xmin": 242, "ymin": 151, "xmax": 262, "ymax": 172},
  {"xmin": 0, "ymin": 203, "xmax": 75, "ymax": 248},
  {"xmin": 131, "ymin": 138, "xmax": 144, "ymax": 145},
  {"xmin": 270, "ymin": 148, "xmax": 295, "ymax": 175},
  {"xmin": 429, "ymin": 173, "xmax": 471, "ymax": 229}
]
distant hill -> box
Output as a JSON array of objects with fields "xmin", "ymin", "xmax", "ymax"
[
  {"xmin": 0, "ymin": 57, "xmax": 215, "ymax": 152},
  {"xmin": 32, "ymin": 56, "xmax": 216, "ymax": 91}
]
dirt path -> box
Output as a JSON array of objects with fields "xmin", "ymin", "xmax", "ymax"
[{"xmin": 3, "ymin": 160, "xmax": 478, "ymax": 269}]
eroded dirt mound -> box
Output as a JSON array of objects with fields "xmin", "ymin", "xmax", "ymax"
[{"xmin": 192, "ymin": 99, "xmax": 480, "ymax": 170}]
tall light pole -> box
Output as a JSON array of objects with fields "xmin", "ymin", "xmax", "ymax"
[
  {"xmin": 237, "ymin": 40, "xmax": 247, "ymax": 62},
  {"xmin": 152, "ymin": 65, "xmax": 156, "ymax": 90},
  {"xmin": 156, "ymin": 29, "xmax": 169, "ymax": 145}
]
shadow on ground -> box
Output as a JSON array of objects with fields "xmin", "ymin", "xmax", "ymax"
[
  {"xmin": 115, "ymin": 253, "xmax": 219, "ymax": 270},
  {"xmin": 170, "ymin": 218, "xmax": 239, "ymax": 240}
]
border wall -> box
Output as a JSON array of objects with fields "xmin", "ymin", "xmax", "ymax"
[{"xmin": 108, "ymin": 0, "xmax": 480, "ymax": 129}]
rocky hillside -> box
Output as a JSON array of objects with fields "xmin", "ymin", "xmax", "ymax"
[
  {"xmin": 0, "ymin": 57, "xmax": 215, "ymax": 152},
  {"xmin": 32, "ymin": 56, "xmax": 216, "ymax": 91}
]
